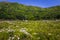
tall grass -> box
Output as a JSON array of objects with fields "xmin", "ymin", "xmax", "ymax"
[{"xmin": 0, "ymin": 20, "xmax": 60, "ymax": 40}]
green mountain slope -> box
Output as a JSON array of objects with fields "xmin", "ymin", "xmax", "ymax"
[{"xmin": 0, "ymin": 2, "xmax": 60, "ymax": 20}]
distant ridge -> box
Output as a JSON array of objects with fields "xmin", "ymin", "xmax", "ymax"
[{"xmin": 0, "ymin": 2, "xmax": 60, "ymax": 20}]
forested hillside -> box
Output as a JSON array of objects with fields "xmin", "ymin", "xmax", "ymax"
[{"xmin": 0, "ymin": 2, "xmax": 60, "ymax": 20}]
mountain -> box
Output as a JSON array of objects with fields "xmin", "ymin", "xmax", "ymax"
[{"xmin": 0, "ymin": 2, "xmax": 60, "ymax": 20}]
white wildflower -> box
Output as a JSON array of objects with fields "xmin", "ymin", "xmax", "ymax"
[
  {"xmin": 20, "ymin": 28, "xmax": 29, "ymax": 35},
  {"xmin": 14, "ymin": 35, "xmax": 20, "ymax": 40},
  {"xmin": 14, "ymin": 35, "xmax": 17, "ymax": 37},
  {"xmin": 8, "ymin": 37, "xmax": 11, "ymax": 40},
  {"xmin": 17, "ymin": 37, "xmax": 20, "ymax": 40},
  {"xmin": 16, "ymin": 26, "xmax": 19, "ymax": 27},
  {"xmin": 57, "ymin": 34, "xmax": 60, "ymax": 37},
  {"xmin": 0, "ymin": 30, "xmax": 2, "ymax": 32},
  {"xmin": 20, "ymin": 28, "xmax": 31, "ymax": 36},
  {"xmin": 48, "ymin": 33, "xmax": 52, "ymax": 35},
  {"xmin": 6, "ymin": 21, "xmax": 12, "ymax": 24},
  {"xmin": 25, "ymin": 20, "xmax": 28, "ymax": 22},
  {"xmin": 8, "ymin": 29, "xmax": 15, "ymax": 32},
  {"xmin": 12, "ymin": 37, "xmax": 15, "ymax": 40}
]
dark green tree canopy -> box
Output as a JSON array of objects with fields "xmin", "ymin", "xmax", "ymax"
[{"xmin": 0, "ymin": 2, "xmax": 60, "ymax": 20}]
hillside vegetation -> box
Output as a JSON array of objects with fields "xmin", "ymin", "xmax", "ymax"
[{"xmin": 0, "ymin": 2, "xmax": 60, "ymax": 20}]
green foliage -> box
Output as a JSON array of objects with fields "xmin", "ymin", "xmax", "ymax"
[
  {"xmin": 0, "ymin": 2, "xmax": 60, "ymax": 20},
  {"xmin": 0, "ymin": 20, "xmax": 60, "ymax": 40}
]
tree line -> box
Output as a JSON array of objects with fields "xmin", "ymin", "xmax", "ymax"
[{"xmin": 0, "ymin": 2, "xmax": 60, "ymax": 20}]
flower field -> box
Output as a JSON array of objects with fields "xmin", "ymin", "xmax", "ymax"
[{"xmin": 0, "ymin": 20, "xmax": 60, "ymax": 40}]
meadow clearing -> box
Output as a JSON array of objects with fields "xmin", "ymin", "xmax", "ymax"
[{"xmin": 0, "ymin": 20, "xmax": 60, "ymax": 40}]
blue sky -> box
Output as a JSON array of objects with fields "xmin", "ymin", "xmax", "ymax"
[{"xmin": 0, "ymin": 0, "xmax": 60, "ymax": 8}]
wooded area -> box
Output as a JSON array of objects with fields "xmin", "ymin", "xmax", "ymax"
[{"xmin": 0, "ymin": 2, "xmax": 60, "ymax": 20}]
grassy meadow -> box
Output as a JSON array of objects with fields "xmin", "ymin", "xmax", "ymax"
[{"xmin": 0, "ymin": 20, "xmax": 60, "ymax": 40}]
